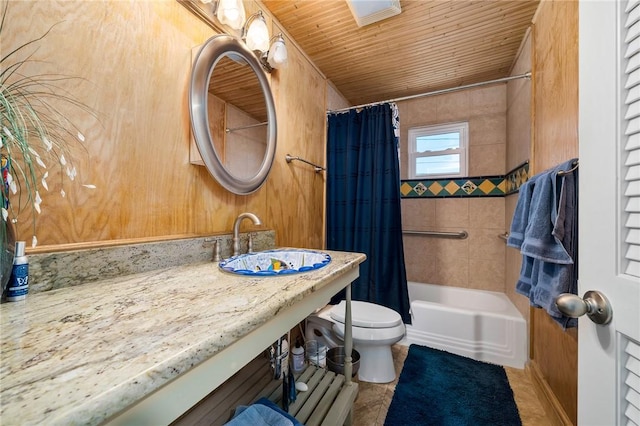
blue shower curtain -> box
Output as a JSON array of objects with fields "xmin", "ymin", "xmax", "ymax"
[{"xmin": 326, "ymin": 103, "xmax": 411, "ymax": 324}]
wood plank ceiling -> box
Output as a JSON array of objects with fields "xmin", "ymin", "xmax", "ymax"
[{"xmin": 261, "ymin": 0, "xmax": 540, "ymax": 107}]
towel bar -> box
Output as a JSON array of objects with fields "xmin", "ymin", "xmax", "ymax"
[
  {"xmin": 558, "ymin": 160, "xmax": 578, "ymax": 176},
  {"xmin": 225, "ymin": 122, "xmax": 268, "ymax": 133},
  {"xmin": 402, "ymin": 230, "xmax": 468, "ymax": 239},
  {"xmin": 285, "ymin": 154, "xmax": 326, "ymax": 173}
]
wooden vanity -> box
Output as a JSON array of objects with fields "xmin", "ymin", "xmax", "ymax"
[{"xmin": 0, "ymin": 249, "xmax": 365, "ymax": 425}]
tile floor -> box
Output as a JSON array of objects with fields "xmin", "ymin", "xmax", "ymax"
[{"xmin": 352, "ymin": 344, "xmax": 552, "ymax": 426}]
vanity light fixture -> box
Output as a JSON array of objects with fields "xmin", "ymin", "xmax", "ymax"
[
  {"xmin": 242, "ymin": 10, "xmax": 270, "ymax": 53},
  {"xmin": 263, "ymin": 33, "xmax": 288, "ymax": 71},
  {"xmin": 215, "ymin": 0, "xmax": 245, "ymax": 30}
]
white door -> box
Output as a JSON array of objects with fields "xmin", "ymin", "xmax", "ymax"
[{"xmin": 579, "ymin": 1, "xmax": 640, "ymax": 425}]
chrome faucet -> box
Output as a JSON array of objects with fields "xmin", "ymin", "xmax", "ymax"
[{"xmin": 232, "ymin": 212, "xmax": 262, "ymax": 256}]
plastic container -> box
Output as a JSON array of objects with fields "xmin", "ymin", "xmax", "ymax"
[
  {"xmin": 305, "ymin": 340, "xmax": 327, "ymax": 368},
  {"xmin": 6, "ymin": 241, "xmax": 28, "ymax": 302},
  {"xmin": 291, "ymin": 339, "xmax": 305, "ymax": 373}
]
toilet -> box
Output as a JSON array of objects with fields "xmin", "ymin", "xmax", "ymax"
[{"xmin": 305, "ymin": 300, "xmax": 405, "ymax": 383}]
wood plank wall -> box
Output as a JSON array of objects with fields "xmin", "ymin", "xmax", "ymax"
[
  {"xmin": 4, "ymin": 0, "xmax": 326, "ymax": 253},
  {"xmin": 530, "ymin": 0, "xmax": 579, "ymax": 424}
]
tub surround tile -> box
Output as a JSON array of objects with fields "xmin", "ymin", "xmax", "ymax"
[
  {"xmin": 434, "ymin": 235, "xmax": 469, "ymax": 264},
  {"xmin": 469, "ymin": 258, "xmax": 506, "ymax": 292},
  {"xmin": 469, "ymin": 143, "xmax": 506, "ymax": 176},
  {"xmin": 405, "ymin": 264, "xmax": 437, "ymax": 286},
  {"xmin": 401, "ymin": 198, "xmax": 436, "ymax": 229},
  {"xmin": 402, "ymin": 237, "xmax": 437, "ymax": 283},
  {"xmin": 436, "ymin": 91, "xmax": 470, "ymax": 122},
  {"xmin": 468, "ymin": 228, "xmax": 507, "ymax": 260},
  {"xmin": 399, "ymin": 85, "xmax": 510, "ymax": 201},
  {"xmin": 469, "ymin": 86, "xmax": 507, "ymax": 115},
  {"xmin": 435, "ymin": 255, "xmax": 469, "ymax": 287},
  {"xmin": 1, "ymin": 248, "xmax": 364, "ymax": 425},
  {"xmin": 402, "ymin": 198, "xmax": 510, "ymax": 292},
  {"xmin": 400, "ymin": 98, "xmax": 437, "ymax": 127},
  {"xmin": 469, "ymin": 114, "xmax": 507, "ymax": 146},
  {"xmin": 435, "ymin": 198, "xmax": 469, "ymax": 228},
  {"xmin": 28, "ymin": 231, "xmax": 275, "ymax": 293},
  {"xmin": 507, "ymin": 96, "xmax": 532, "ymax": 169},
  {"xmin": 469, "ymin": 198, "xmax": 506, "ymax": 229}
]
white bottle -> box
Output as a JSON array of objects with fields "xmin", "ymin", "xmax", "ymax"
[
  {"xmin": 291, "ymin": 339, "xmax": 305, "ymax": 373},
  {"xmin": 280, "ymin": 338, "xmax": 289, "ymax": 378},
  {"xmin": 6, "ymin": 241, "xmax": 28, "ymax": 301}
]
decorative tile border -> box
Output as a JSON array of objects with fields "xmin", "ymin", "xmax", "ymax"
[
  {"xmin": 401, "ymin": 177, "xmax": 505, "ymax": 198},
  {"xmin": 400, "ymin": 161, "xmax": 529, "ymax": 198},
  {"xmin": 505, "ymin": 161, "xmax": 530, "ymax": 194}
]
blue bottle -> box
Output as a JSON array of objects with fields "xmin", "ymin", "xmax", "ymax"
[{"xmin": 6, "ymin": 241, "xmax": 28, "ymax": 301}]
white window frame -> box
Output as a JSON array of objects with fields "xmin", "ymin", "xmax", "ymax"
[{"xmin": 408, "ymin": 122, "xmax": 469, "ymax": 179}]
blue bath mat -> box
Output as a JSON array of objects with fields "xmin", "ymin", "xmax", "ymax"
[{"xmin": 385, "ymin": 344, "xmax": 522, "ymax": 426}]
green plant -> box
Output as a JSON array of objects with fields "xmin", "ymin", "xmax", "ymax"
[{"xmin": 1, "ymin": 3, "xmax": 96, "ymax": 248}]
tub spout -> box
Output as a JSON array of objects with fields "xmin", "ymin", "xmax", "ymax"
[{"xmin": 232, "ymin": 212, "xmax": 262, "ymax": 256}]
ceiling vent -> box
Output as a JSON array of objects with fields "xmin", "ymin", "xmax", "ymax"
[{"xmin": 345, "ymin": 0, "xmax": 401, "ymax": 27}]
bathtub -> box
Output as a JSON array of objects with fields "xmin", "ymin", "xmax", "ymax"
[{"xmin": 403, "ymin": 282, "xmax": 527, "ymax": 369}]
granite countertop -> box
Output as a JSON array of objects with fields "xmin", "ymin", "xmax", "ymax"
[{"xmin": 0, "ymin": 250, "xmax": 365, "ymax": 426}]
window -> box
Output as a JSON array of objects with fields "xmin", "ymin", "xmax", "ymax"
[{"xmin": 408, "ymin": 122, "xmax": 468, "ymax": 179}]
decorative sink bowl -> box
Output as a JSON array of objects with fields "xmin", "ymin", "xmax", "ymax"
[{"xmin": 219, "ymin": 249, "xmax": 331, "ymax": 276}]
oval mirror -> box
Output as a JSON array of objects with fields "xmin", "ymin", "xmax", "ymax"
[{"xmin": 190, "ymin": 34, "xmax": 277, "ymax": 195}]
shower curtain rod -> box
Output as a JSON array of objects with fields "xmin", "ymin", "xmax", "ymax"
[{"xmin": 328, "ymin": 72, "xmax": 532, "ymax": 114}]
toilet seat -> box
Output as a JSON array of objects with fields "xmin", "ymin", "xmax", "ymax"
[
  {"xmin": 332, "ymin": 321, "xmax": 406, "ymax": 343},
  {"xmin": 330, "ymin": 301, "xmax": 402, "ymax": 328}
]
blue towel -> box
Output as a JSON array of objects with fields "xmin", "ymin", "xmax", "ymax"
[
  {"xmin": 519, "ymin": 165, "xmax": 573, "ymax": 264},
  {"xmin": 507, "ymin": 172, "xmax": 540, "ymax": 249},
  {"xmin": 225, "ymin": 398, "xmax": 303, "ymax": 426},
  {"xmin": 508, "ymin": 159, "xmax": 578, "ymax": 329}
]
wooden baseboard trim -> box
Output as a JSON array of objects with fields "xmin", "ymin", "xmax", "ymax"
[{"xmin": 528, "ymin": 361, "xmax": 574, "ymax": 426}]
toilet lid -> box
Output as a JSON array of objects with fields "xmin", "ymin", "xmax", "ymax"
[{"xmin": 329, "ymin": 301, "xmax": 402, "ymax": 328}]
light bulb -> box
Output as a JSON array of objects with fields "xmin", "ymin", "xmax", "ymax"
[
  {"xmin": 245, "ymin": 14, "xmax": 269, "ymax": 52},
  {"xmin": 267, "ymin": 37, "xmax": 288, "ymax": 69},
  {"xmin": 216, "ymin": 0, "xmax": 245, "ymax": 30}
]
